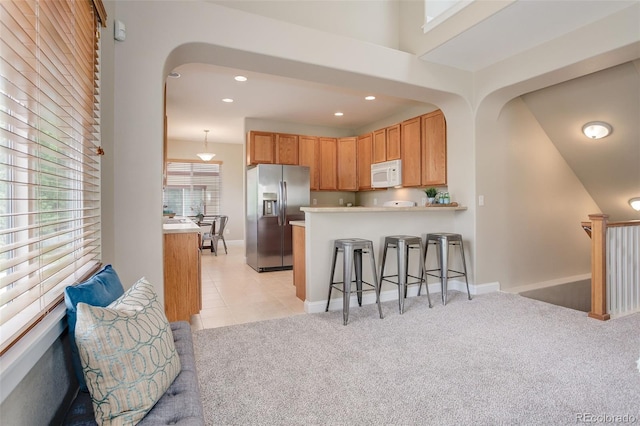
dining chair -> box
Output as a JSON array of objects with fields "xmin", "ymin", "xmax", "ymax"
[{"xmin": 201, "ymin": 215, "xmax": 228, "ymax": 255}]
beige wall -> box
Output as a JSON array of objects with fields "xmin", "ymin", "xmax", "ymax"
[
  {"xmin": 105, "ymin": 0, "xmax": 634, "ymax": 305},
  {"xmin": 167, "ymin": 139, "xmax": 244, "ymax": 241}
]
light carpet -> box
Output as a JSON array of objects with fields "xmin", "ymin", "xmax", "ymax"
[{"xmin": 193, "ymin": 291, "xmax": 640, "ymax": 425}]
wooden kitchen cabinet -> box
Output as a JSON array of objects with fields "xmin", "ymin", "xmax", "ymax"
[
  {"xmin": 401, "ymin": 117, "xmax": 422, "ymax": 187},
  {"xmin": 299, "ymin": 135, "xmax": 319, "ymax": 190},
  {"xmin": 319, "ymin": 137, "xmax": 337, "ymax": 190},
  {"xmin": 372, "ymin": 124, "xmax": 400, "ymax": 163},
  {"xmin": 421, "ymin": 110, "xmax": 447, "ymax": 186},
  {"xmin": 292, "ymin": 224, "xmax": 306, "ymax": 301},
  {"xmin": 337, "ymin": 137, "xmax": 357, "ymax": 191},
  {"xmin": 386, "ymin": 124, "xmax": 401, "ymax": 160},
  {"xmin": 247, "ymin": 131, "xmax": 275, "ymax": 165},
  {"xmin": 357, "ymin": 133, "xmax": 373, "ymax": 190},
  {"xmin": 275, "ymin": 133, "xmax": 299, "ymax": 165},
  {"xmin": 163, "ymin": 231, "xmax": 202, "ymax": 322}
]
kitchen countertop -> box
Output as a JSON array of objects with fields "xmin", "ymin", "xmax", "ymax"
[
  {"xmin": 290, "ymin": 220, "xmax": 305, "ymax": 227},
  {"xmin": 163, "ymin": 217, "xmax": 201, "ymax": 234},
  {"xmin": 301, "ymin": 205, "xmax": 467, "ymax": 213}
]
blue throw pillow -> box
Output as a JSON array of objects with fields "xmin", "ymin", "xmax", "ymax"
[{"xmin": 64, "ymin": 264, "xmax": 124, "ymax": 392}]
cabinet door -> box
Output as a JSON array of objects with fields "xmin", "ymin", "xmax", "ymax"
[
  {"xmin": 319, "ymin": 137, "xmax": 337, "ymax": 190},
  {"xmin": 276, "ymin": 133, "xmax": 299, "ymax": 165},
  {"xmin": 357, "ymin": 133, "xmax": 373, "ymax": 190},
  {"xmin": 372, "ymin": 128, "xmax": 386, "ymax": 163},
  {"xmin": 337, "ymin": 137, "xmax": 357, "ymax": 191},
  {"xmin": 421, "ymin": 110, "xmax": 447, "ymax": 186},
  {"xmin": 299, "ymin": 135, "xmax": 319, "ymax": 190},
  {"xmin": 247, "ymin": 131, "xmax": 275, "ymax": 165},
  {"xmin": 401, "ymin": 117, "xmax": 422, "ymax": 187},
  {"xmin": 386, "ymin": 124, "xmax": 401, "ymax": 160}
]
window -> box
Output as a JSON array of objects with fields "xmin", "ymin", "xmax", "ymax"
[
  {"xmin": 163, "ymin": 161, "xmax": 222, "ymax": 218},
  {"xmin": 0, "ymin": 0, "xmax": 105, "ymax": 354}
]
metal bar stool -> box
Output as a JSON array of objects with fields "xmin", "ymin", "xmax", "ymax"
[
  {"xmin": 421, "ymin": 233, "xmax": 471, "ymax": 305},
  {"xmin": 379, "ymin": 235, "xmax": 433, "ymax": 314},
  {"xmin": 326, "ymin": 238, "xmax": 383, "ymax": 325}
]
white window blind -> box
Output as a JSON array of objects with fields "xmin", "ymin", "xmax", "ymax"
[
  {"xmin": 164, "ymin": 161, "xmax": 221, "ymax": 217},
  {"xmin": 0, "ymin": 0, "xmax": 103, "ymax": 354}
]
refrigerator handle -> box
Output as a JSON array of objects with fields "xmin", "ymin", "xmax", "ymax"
[
  {"xmin": 277, "ymin": 181, "xmax": 283, "ymax": 226},
  {"xmin": 282, "ymin": 181, "xmax": 288, "ymax": 226}
]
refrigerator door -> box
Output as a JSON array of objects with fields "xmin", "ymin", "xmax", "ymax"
[
  {"xmin": 281, "ymin": 165, "xmax": 310, "ymax": 267},
  {"xmin": 256, "ymin": 164, "xmax": 284, "ymax": 271}
]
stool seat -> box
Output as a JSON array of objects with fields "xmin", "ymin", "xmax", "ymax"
[
  {"xmin": 379, "ymin": 235, "xmax": 432, "ymax": 314},
  {"xmin": 326, "ymin": 238, "xmax": 383, "ymax": 325},
  {"xmin": 422, "ymin": 233, "xmax": 471, "ymax": 305}
]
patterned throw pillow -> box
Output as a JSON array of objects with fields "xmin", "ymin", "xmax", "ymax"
[{"xmin": 75, "ymin": 278, "xmax": 181, "ymax": 425}]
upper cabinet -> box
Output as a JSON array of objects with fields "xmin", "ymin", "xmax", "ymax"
[
  {"xmin": 247, "ymin": 131, "xmax": 275, "ymax": 165},
  {"xmin": 275, "ymin": 133, "xmax": 299, "ymax": 165},
  {"xmin": 421, "ymin": 110, "xmax": 447, "ymax": 186},
  {"xmin": 247, "ymin": 131, "xmax": 299, "ymax": 165},
  {"xmin": 357, "ymin": 133, "xmax": 373, "ymax": 190},
  {"xmin": 337, "ymin": 137, "xmax": 357, "ymax": 191},
  {"xmin": 248, "ymin": 109, "xmax": 447, "ymax": 190},
  {"xmin": 400, "ymin": 117, "xmax": 422, "ymax": 187},
  {"xmin": 372, "ymin": 124, "xmax": 400, "ymax": 164},
  {"xmin": 318, "ymin": 137, "xmax": 338, "ymax": 190},
  {"xmin": 298, "ymin": 135, "xmax": 320, "ymax": 190}
]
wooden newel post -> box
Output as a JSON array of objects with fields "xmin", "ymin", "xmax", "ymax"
[{"xmin": 588, "ymin": 214, "xmax": 610, "ymax": 320}]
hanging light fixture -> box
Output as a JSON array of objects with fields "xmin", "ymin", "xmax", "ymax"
[
  {"xmin": 629, "ymin": 197, "xmax": 640, "ymax": 211},
  {"xmin": 197, "ymin": 130, "xmax": 215, "ymax": 161},
  {"xmin": 582, "ymin": 121, "xmax": 612, "ymax": 139}
]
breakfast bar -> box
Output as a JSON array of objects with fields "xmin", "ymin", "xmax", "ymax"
[{"xmin": 298, "ymin": 205, "xmax": 468, "ymax": 313}]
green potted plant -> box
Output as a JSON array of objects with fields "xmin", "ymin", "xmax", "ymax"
[{"xmin": 424, "ymin": 187, "xmax": 438, "ymax": 205}]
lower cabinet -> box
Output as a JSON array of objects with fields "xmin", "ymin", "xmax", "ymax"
[
  {"xmin": 163, "ymin": 231, "xmax": 202, "ymax": 322},
  {"xmin": 292, "ymin": 224, "xmax": 306, "ymax": 301}
]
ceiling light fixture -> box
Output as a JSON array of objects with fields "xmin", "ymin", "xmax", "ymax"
[
  {"xmin": 582, "ymin": 121, "xmax": 612, "ymax": 139},
  {"xmin": 234, "ymin": 76, "xmax": 247, "ymax": 82},
  {"xmin": 197, "ymin": 130, "xmax": 215, "ymax": 161},
  {"xmin": 365, "ymin": 95, "xmax": 376, "ymax": 100},
  {"xmin": 334, "ymin": 112, "xmax": 344, "ymax": 117},
  {"xmin": 629, "ymin": 197, "xmax": 640, "ymax": 211},
  {"xmin": 222, "ymin": 98, "xmax": 234, "ymax": 103}
]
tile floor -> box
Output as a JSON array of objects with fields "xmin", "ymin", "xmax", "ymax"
[{"xmin": 190, "ymin": 243, "xmax": 305, "ymax": 331}]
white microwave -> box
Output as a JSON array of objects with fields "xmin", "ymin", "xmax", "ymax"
[{"xmin": 371, "ymin": 159, "xmax": 402, "ymax": 188}]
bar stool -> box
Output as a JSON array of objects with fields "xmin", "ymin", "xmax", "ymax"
[
  {"xmin": 379, "ymin": 235, "xmax": 432, "ymax": 314},
  {"xmin": 326, "ymin": 238, "xmax": 383, "ymax": 325},
  {"xmin": 421, "ymin": 233, "xmax": 471, "ymax": 305}
]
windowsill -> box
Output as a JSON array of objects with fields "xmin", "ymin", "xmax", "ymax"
[{"xmin": 0, "ymin": 304, "xmax": 67, "ymax": 403}]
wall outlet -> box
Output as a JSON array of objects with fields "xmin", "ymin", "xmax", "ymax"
[
  {"xmin": 421, "ymin": 197, "xmax": 427, "ymax": 206},
  {"xmin": 373, "ymin": 198, "xmax": 377, "ymax": 205},
  {"xmin": 479, "ymin": 195, "xmax": 485, "ymax": 206},
  {"xmin": 339, "ymin": 198, "xmax": 344, "ymax": 205},
  {"xmin": 312, "ymin": 198, "xmax": 317, "ymax": 205},
  {"xmin": 226, "ymin": 229, "xmax": 230, "ymax": 234}
]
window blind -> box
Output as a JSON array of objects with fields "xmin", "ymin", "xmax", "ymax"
[
  {"xmin": 164, "ymin": 161, "xmax": 221, "ymax": 217},
  {"xmin": 0, "ymin": 0, "xmax": 104, "ymax": 354}
]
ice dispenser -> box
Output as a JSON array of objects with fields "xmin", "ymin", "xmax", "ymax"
[{"xmin": 262, "ymin": 193, "xmax": 277, "ymax": 217}]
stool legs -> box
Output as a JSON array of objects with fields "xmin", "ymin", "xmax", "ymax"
[
  {"xmin": 423, "ymin": 234, "xmax": 472, "ymax": 305},
  {"xmin": 327, "ymin": 239, "xmax": 382, "ymax": 325}
]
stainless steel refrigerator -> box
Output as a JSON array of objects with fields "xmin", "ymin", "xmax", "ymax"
[{"xmin": 246, "ymin": 164, "xmax": 310, "ymax": 272}]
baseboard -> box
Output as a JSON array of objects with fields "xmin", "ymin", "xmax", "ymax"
[
  {"xmin": 304, "ymin": 280, "xmax": 500, "ymax": 314},
  {"xmin": 504, "ymin": 273, "xmax": 591, "ymax": 294}
]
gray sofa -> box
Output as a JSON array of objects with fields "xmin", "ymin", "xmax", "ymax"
[{"xmin": 62, "ymin": 321, "xmax": 204, "ymax": 425}]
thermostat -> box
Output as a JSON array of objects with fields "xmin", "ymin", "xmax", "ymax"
[{"xmin": 114, "ymin": 20, "xmax": 126, "ymax": 41}]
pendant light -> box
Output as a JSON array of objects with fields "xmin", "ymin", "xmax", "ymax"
[{"xmin": 197, "ymin": 129, "xmax": 215, "ymax": 161}]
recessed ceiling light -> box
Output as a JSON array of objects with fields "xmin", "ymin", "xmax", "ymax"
[
  {"xmin": 222, "ymin": 98, "xmax": 234, "ymax": 103},
  {"xmin": 168, "ymin": 72, "xmax": 180, "ymax": 78},
  {"xmin": 365, "ymin": 95, "xmax": 376, "ymax": 100},
  {"xmin": 234, "ymin": 75, "xmax": 247, "ymax": 82},
  {"xmin": 334, "ymin": 112, "xmax": 344, "ymax": 117}
]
